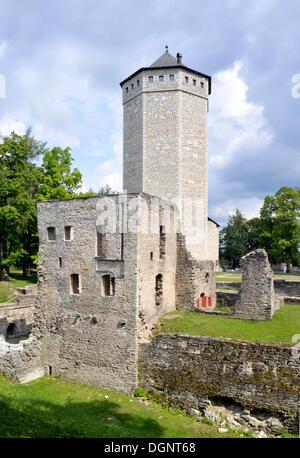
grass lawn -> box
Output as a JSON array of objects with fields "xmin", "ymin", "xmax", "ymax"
[
  {"xmin": 0, "ymin": 375, "xmax": 245, "ymax": 438},
  {"xmin": 158, "ymin": 305, "xmax": 300, "ymax": 343},
  {"xmin": 0, "ymin": 270, "xmax": 37, "ymax": 304}
]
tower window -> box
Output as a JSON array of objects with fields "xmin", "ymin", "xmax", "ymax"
[
  {"xmin": 70, "ymin": 274, "xmax": 80, "ymax": 295},
  {"xmin": 169, "ymin": 74, "xmax": 174, "ymax": 81},
  {"xmin": 59, "ymin": 257, "xmax": 62, "ymax": 268},
  {"xmin": 102, "ymin": 274, "xmax": 115, "ymax": 296},
  {"xmin": 193, "ymin": 79, "xmax": 196, "ymax": 86},
  {"xmin": 148, "ymin": 76, "xmax": 153, "ymax": 83},
  {"xmin": 159, "ymin": 75, "xmax": 164, "ymax": 82},
  {"xmin": 200, "ymin": 81, "xmax": 204, "ymax": 88},
  {"xmin": 64, "ymin": 226, "xmax": 73, "ymax": 241},
  {"xmin": 137, "ymin": 80, "xmax": 140, "ymax": 86},
  {"xmin": 47, "ymin": 227, "xmax": 56, "ymax": 241},
  {"xmin": 131, "ymin": 83, "xmax": 134, "ymax": 89},
  {"xmin": 126, "ymin": 87, "xmax": 128, "ymax": 93},
  {"xmin": 185, "ymin": 76, "xmax": 189, "ymax": 83}
]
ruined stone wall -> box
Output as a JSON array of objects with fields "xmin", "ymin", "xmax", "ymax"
[
  {"xmin": 136, "ymin": 195, "xmax": 177, "ymax": 340},
  {"xmin": 235, "ymin": 250, "xmax": 275, "ymax": 320},
  {"xmin": 0, "ymin": 335, "xmax": 44, "ymax": 383},
  {"xmin": 274, "ymin": 280, "xmax": 300, "ymax": 296},
  {"xmin": 139, "ymin": 333, "xmax": 300, "ymax": 433},
  {"xmin": 36, "ymin": 195, "xmax": 139, "ymax": 393},
  {"xmin": 0, "ymin": 304, "xmax": 34, "ymax": 338},
  {"xmin": 176, "ymin": 234, "xmax": 215, "ymax": 311}
]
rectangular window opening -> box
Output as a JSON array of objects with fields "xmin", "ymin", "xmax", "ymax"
[
  {"xmin": 70, "ymin": 274, "xmax": 80, "ymax": 295},
  {"xmin": 64, "ymin": 225, "xmax": 73, "ymax": 241},
  {"xmin": 169, "ymin": 74, "xmax": 174, "ymax": 81},
  {"xmin": 59, "ymin": 257, "xmax": 62, "ymax": 268},
  {"xmin": 102, "ymin": 275, "xmax": 115, "ymax": 297},
  {"xmin": 193, "ymin": 79, "xmax": 196, "ymax": 86},
  {"xmin": 185, "ymin": 76, "xmax": 189, "ymax": 83},
  {"xmin": 159, "ymin": 75, "xmax": 164, "ymax": 82},
  {"xmin": 148, "ymin": 76, "xmax": 153, "ymax": 83},
  {"xmin": 47, "ymin": 227, "xmax": 56, "ymax": 241}
]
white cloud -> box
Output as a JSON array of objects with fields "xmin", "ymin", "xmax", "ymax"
[
  {"xmin": 0, "ymin": 116, "xmax": 26, "ymax": 136},
  {"xmin": 212, "ymin": 196, "xmax": 263, "ymax": 224},
  {"xmin": 208, "ymin": 61, "xmax": 273, "ymax": 168},
  {"xmin": 0, "ymin": 41, "xmax": 7, "ymax": 59}
]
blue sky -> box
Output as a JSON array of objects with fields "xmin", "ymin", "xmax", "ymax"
[{"xmin": 0, "ymin": 0, "xmax": 299, "ymax": 226}]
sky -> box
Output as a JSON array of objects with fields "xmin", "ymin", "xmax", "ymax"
[{"xmin": 0, "ymin": 0, "xmax": 299, "ymax": 226}]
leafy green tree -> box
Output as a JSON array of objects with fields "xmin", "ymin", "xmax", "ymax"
[
  {"xmin": 260, "ymin": 186, "xmax": 300, "ymax": 271},
  {"xmin": 219, "ymin": 209, "xmax": 249, "ymax": 269},
  {"xmin": 37, "ymin": 147, "xmax": 82, "ymax": 200},
  {"xmin": 0, "ymin": 130, "xmax": 46, "ymax": 278},
  {"xmin": 247, "ymin": 217, "xmax": 264, "ymax": 251}
]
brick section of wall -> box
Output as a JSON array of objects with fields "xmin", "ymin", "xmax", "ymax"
[{"xmin": 139, "ymin": 333, "xmax": 300, "ymax": 433}]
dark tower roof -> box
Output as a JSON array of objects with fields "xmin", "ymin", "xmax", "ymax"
[
  {"xmin": 150, "ymin": 50, "xmax": 179, "ymax": 67},
  {"xmin": 120, "ymin": 49, "xmax": 211, "ymax": 94}
]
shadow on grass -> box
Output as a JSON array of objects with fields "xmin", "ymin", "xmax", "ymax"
[
  {"xmin": 0, "ymin": 394, "xmax": 164, "ymax": 438},
  {"xmin": 9, "ymin": 271, "xmax": 37, "ymax": 286}
]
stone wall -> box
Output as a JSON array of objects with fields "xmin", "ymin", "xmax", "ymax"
[
  {"xmin": 0, "ymin": 335, "xmax": 44, "ymax": 383},
  {"xmin": 176, "ymin": 233, "xmax": 215, "ymax": 311},
  {"xmin": 139, "ymin": 333, "xmax": 300, "ymax": 433},
  {"xmin": 217, "ymin": 281, "xmax": 300, "ymax": 297},
  {"xmin": 0, "ymin": 303, "xmax": 34, "ymax": 339},
  {"xmin": 235, "ymin": 250, "xmax": 275, "ymax": 320},
  {"xmin": 207, "ymin": 219, "xmax": 219, "ymax": 270},
  {"xmin": 274, "ymin": 280, "xmax": 300, "ymax": 296}
]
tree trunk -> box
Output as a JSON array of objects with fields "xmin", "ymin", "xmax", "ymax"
[{"xmin": 286, "ymin": 258, "xmax": 291, "ymax": 273}]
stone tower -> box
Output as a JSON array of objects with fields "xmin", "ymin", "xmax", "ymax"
[{"xmin": 120, "ymin": 49, "xmax": 211, "ymax": 259}]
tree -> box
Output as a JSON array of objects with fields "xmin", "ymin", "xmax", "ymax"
[
  {"xmin": 260, "ymin": 186, "xmax": 300, "ymax": 271},
  {"xmin": 247, "ymin": 217, "xmax": 264, "ymax": 251},
  {"xmin": 0, "ymin": 130, "xmax": 46, "ymax": 278},
  {"xmin": 37, "ymin": 147, "xmax": 82, "ymax": 200},
  {"xmin": 0, "ymin": 131, "xmax": 85, "ymax": 279},
  {"xmin": 219, "ymin": 209, "xmax": 249, "ymax": 269}
]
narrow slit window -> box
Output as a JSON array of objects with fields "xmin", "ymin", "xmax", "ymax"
[
  {"xmin": 59, "ymin": 257, "xmax": 62, "ymax": 268},
  {"xmin": 155, "ymin": 274, "xmax": 163, "ymax": 307},
  {"xmin": 70, "ymin": 274, "xmax": 80, "ymax": 295},
  {"xmin": 159, "ymin": 225, "xmax": 166, "ymax": 260},
  {"xmin": 47, "ymin": 227, "xmax": 56, "ymax": 241},
  {"xmin": 97, "ymin": 231, "xmax": 106, "ymax": 257},
  {"xmin": 200, "ymin": 81, "xmax": 204, "ymax": 88},
  {"xmin": 185, "ymin": 76, "xmax": 189, "ymax": 83},
  {"xmin": 193, "ymin": 79, "xmax": 196, "ymax": 86}
]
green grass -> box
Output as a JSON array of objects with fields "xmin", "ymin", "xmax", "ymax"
[
  {"xmin": 159, "ymin": 305, "xmax": 300, "ymax": 343},
  {"xmin": 0, "ymin": 375, "xmax": 244, "ymax": 438},
  {"xmin": 0, "ymin": 270, "xmax": 37, "ymax": 304}
]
